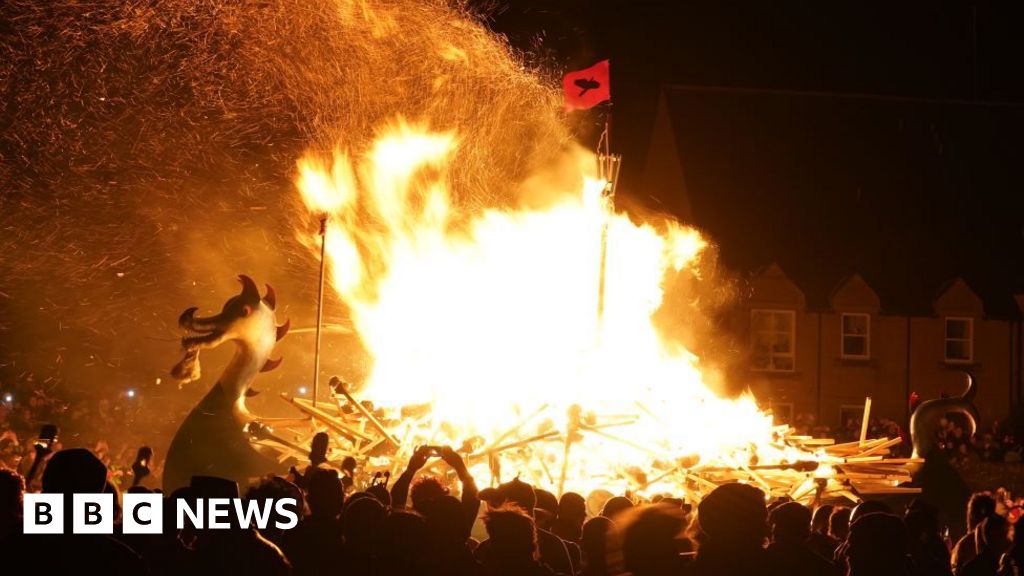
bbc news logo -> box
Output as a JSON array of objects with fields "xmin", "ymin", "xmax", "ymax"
[{"xmin": 24, "ymin": 494, "xmax": 299, "ymax": 534}]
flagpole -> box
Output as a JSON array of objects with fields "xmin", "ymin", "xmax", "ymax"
[
  {"xmin": 313, "ymin": 215, "xmax": 328, "ymax": 408},
  {"xmin": 603, "ymin": 99, "xmax": 613, "ymax": 175},
  {"xmin": 595, "ymin": 101, "xmax": 617, "ymax": 342},
  {"xmin": 596, "ymin": 127, "xmax": 609, "ymax": 337}
]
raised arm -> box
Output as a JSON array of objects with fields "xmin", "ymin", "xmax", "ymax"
[
  {"xmin": 391, "ymin": 445, "xmax": 430, "ymax": 509},
  {"xmin": 440, "ymin": 446, "xmax": 480, "ymax": 537}
]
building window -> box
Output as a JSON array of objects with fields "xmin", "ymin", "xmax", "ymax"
[
  {"xmin": 841, "ymin": 313, "xmax": 870, "ymax": 359},
  {"xmin": 750, "ymin": 309, "xmax": 795, "ymax": 372},
  {"xmin": 944, "ymin": 317, "xmax": 973, "ymax": 363}
]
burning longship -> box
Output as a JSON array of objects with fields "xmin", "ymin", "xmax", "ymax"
[
  {"xmin": 1, "ymin": 0, "xmax": 925, "ymax": 504},
  {"xmin": 253, "ymin": 119, "xmax": 921, "ymax": 504}
]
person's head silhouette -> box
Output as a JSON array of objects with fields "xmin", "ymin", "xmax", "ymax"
[
  {"xmin": 966, "ymin": 492, "xmax": 997, "ymax": 530},
  {"xmin": 420, "ymin": 494, "xmax": 469, "ymax": 543},
  {"xmin": 342, "ymin": 494, "xmax": 386, "ymax": 547},
  {"xmin": 244, "ymin": 475, "xmax": 303, "ymax": 543},
  {"xmin": 41, "ymin": 448, "xmax": 108, "ymax": 533},
  {"xmin": 904, "ymin": 500, "xmax": 942, "ymax": 543},
  {"xmin": 483, "ymin": 504, "xmax": 539, "ymax": 564},
  {"xmin": 697, "ymin": 483, "xmax": 767, "ymax": 550},
  {"xmin": 769, "ymin": 501, "xmax": 812, "ymax": 544},
  {"xmin": 190, "ymin": 475, "xmax": 241, "ymax": 533},
  {"xmin": 559, "ymin": 491, "xmax": 586, "ymax": 521},
  {"xmin": 191, "ymin": 475, "xmax": 239, "ymax": 499},
  {"xmin": 846, "ymin": 513, "xmax": 910, "ymax": 576},
  {"xmin": 42, "ymin": 448, "xmax": 107, "ymax": 495},
  {"xmin": 619, "ymin": 504, "xmax": 688, "ymax": 576},
  {"xmin": 0, "ymin": 468, "xmax": 24, "ymax": 533},
  {"xmin": 829, "ymin": 506, "xmax": 852, "ymax": 541},
  {"xmin": 374, "ymin": 510, "xmax": 431, "ymax": 576},
  {"xmin": 582, "ymin": 515, "xmax": 616, "ymax": 573},
  {"xmin": 410, "ymin": 476, "xmax": 447, "ymax": 511},
  {"xmin": 307, "ymin": 467, "xmax": 344, "ymax": 519},
  {"xmin": 480, "ymin": 477, "xmax": 537, "ymax": 516},
  {"xmin": 601, "ymin": 496, "xmax": 634, "ymax": 520},
  {"xmin": 850, "ymin": 499, "xmax": 892, "ymax": 525},
  {"xmin": 811, "ymin": 504, "xmax": 833, "ymax": 535},
  {"xmin": 554, "ymin": 491, "xmax": 587, "ymax": 542},
  {"xmin": 366, "ymin": 483, "xmax": 391, "ymax": 507},
  {"xmin": 534, "ymin": 488, "xmax": 558, "ymax": 529}
]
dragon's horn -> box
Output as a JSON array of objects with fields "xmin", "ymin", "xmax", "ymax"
[
  {"xmin": 178, "ymin": 307, "xmax": 199, "ymax": 328},
  {"xmin": 263, "ymin": 283, "xmax": 277, "ymax": 310},
  {"xmin": 276, "ymin": 319, "xmax": 291, "ymax": 342},
  {"xmin": 238, "ymin": 275, "xmax": 261, "ymax": 303},
  {"xmin": 261, "ymin": 357, "xmax": 283, "ymax": 372}
]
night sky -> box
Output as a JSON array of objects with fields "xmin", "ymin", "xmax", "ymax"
[{"xmin": 476, "ymin": 0, "xmax": 1024, "ymax": 307}]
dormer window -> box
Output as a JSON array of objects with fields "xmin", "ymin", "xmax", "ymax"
[
  {"xmin": 840, "ymin": 313, "xmax": 870, "ymax": 360},
  {"xmin": 944, "ymin": 317, "xmax": 973, "ymax": 363}
]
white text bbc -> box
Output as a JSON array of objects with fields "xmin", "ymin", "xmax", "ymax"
[{"xmin": 23, "ymin": 494, "xmax": 299, "ymax": 534}]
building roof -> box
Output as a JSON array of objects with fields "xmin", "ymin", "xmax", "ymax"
[{"xmin": 644, "ymin": 84, "xmax": 1024, "ymax": 318}]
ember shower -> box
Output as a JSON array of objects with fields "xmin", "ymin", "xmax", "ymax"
[
  {"xmin": 0, "ymin": 0, "xmax": 569, "ymax": 404},
  {"xmin": 0, "ymin": 0, "xmax": 777, "ymax": 493}
]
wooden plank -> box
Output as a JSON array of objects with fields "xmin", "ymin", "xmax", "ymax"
[
  {"xmin": 796, "ymin": 438, "xmax": 836, "ymax": 446},
  {"xmin": 851, "ymin": 437, "xmax": 903, "ymax": 459},
  {"xmin": 330, "ymin": 383, "xmax": 401, "ymax": 448},
  {"xmin": 281, "ymin": 393, "xmax": 375, "ymax": 443}
]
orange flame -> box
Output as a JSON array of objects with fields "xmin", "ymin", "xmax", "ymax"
[{"xmin": 296, "ymin": 119, "xmax": 818, "ymax": 496}]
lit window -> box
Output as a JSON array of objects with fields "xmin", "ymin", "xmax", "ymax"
[
  {"xmin": 944, "ymin": 317, "xmax": 973, "ymax": 363},
  {"xmin": 841, "ymin": 313, "xmax": 870, "ymax": 360},
  {"xmin": 750, "ymin": 309, "xmax": 795, "ymax": 372}
]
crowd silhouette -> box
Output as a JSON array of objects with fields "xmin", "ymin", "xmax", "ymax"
[{"xmin": 2, "ymin": 440, "xmax": 1023, "ymax": 576}]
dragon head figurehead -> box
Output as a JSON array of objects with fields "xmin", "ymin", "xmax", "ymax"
[
  {"xmin": 164, "ymin": 275, "xmax": 292, "ymax": 491},
  {"xmin": 171, "ymin": 274, "xmax": 289, "ymax": 411}
]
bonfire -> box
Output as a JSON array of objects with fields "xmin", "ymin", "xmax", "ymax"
[{"xmin": 252, "ymin": 120, "xmax": 921, "ymax": 505}]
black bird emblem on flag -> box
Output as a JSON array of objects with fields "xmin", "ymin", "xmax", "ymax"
[
  {"xmin": 574, "ymin": 77, "xmax": 601, "ymax": 97},
  {"xmin": 563, "ymin": 60, "xmax": 610, "ymax": 111}
]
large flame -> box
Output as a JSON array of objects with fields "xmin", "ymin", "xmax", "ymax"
[{"xmin": 296, "ymin": 119, "xmax": 809, "ymax": 495}]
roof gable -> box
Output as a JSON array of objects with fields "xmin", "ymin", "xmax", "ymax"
[
  {"xmin": 641, "ymin": 93, "xmax": 694, "ymax": 223},
  {"xmin": 830, "ymin": 273, "xmax": 880, "ymax": 312},
  {"xmin": 934, "ymin": 278, "xmax": 984, "ymax": 316},
  {"xmin": 748, "ymin": 263, "xmax": 806, "ymax": 308}
]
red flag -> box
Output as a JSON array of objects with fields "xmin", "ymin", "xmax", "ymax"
[{"xmin": 563, "ymin": 60, "xmax": 610, "ymax": 112}]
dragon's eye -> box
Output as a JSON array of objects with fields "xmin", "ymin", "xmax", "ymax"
[{"xmin": 241, "ymin": 305, "xmax": 252, "ymax": 317}]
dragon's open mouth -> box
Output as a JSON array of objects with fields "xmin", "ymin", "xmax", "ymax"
[
  {"xmin": 178, "ymin": 306, "xmax": 228, "ymax": 349},
  {"xmin": 171, "ymin": 307, "xmax": 229, "ymax": 384},
  {"xmin": 181, "ymin": 329, "xmax": 226, "ymax": 349}
]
